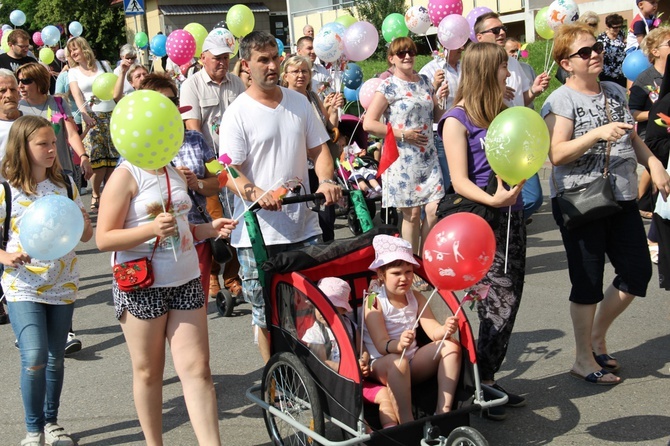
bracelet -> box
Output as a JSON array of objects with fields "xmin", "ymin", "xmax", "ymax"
[
  {"xmin": 401, "ymin": 131, "xmax": 405, "ymax": 143},
  {"xmin": 319, "ymin": 179, "xmax": 337, "ymax": 186},
  {"xmin": 385, "ymin": 339, "xmax": 393, "ymax": 354},
  {"xmin": 80, "ymin": 154, "xmax": 90, "ymax": 159}
]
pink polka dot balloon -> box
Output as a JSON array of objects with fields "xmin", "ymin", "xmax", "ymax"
[
  {"xmin": 428, "ymin": 0, "xmax": 463, "ymax": 27},
  {"xmin": 360, "ymin": 78, "xmax": 383, "ymax": 109},
  {"xmin": 166, "ymin": 29, "xmax": 196, "ymax": 66},
  {"xmin": 32, "ymin": 32, "xmax": 43, "ymax": 47}
]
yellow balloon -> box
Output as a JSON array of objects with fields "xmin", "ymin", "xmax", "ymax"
[
  {"xmin": 184, "ymin": 23, "xmax": 208, "ymax": 55},
  {"xmin": 92, "ymin": 73, "xmax": 118, "ymax": 101},
  {"xmin": 227, "ymin": 4, "xmax": 255, "ymax": 37},
  {"xmin": 1, "ymin": 30, "xmax": 12, "ymax": 53},
  {"xmin": 39, "ymin": 48, "xmax": 54, "ymax": 64}
]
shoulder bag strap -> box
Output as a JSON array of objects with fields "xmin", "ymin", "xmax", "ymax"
[{"xmin": 2, "ymin": 182, "xmax": 10, "ymax": 250}]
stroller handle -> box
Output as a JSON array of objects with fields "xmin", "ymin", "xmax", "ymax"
[{"xmin": 249, "ymin": 191, "xmax": 353, "ymax": 211}]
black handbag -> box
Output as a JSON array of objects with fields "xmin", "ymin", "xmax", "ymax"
[
  {"xmin": 186, "ymin": 186, "xmax": 234, "ymax": 264},
  {"xmin": 554, "ymin": 91, "xmax": 622, "ymax": 230},
  {"xmin": 436, "ymin": 171, "xmax": 500, "ymax": 229}
]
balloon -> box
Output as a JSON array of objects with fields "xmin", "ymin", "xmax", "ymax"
[
  {"xmin": 335, "ymin": 14, "xmax": 357, "ymax": 28},
  {"xmin": 110, "ymin": 90, "xmax": 184, "ymax": 169},
  {"xmin": 92, "ymin": 73, "xmax": 118, "ymax": 101},
  {"xmin": 166, "ymin": 29, "xmax": 196, "ymax": 66},
  {"xmin": 323, "ymin": 21, "xmax": 347, "ymax": 38},
  {"xmin": 313, "ymin": 28, "xmax": 343, "ymax": 63},
  {"xmin": 214, "ymin": 21, "xmax": 227, "ymax": 29},
  {"xmin": 9, "ymin": 10, "xmax": 26, "ymax": 27},
  {"xmin": 547, "ymin": 0, "xmax": 580, "ymax": 31},
  {"xmin": 32, "ymin": 32, "xmax": 43, "ymax": 47},
  {"xmin": 56, "ymin": 49, "xmax": 66, "ymax": 62},
  {"xmin": 41, "ymin": 26, "xmax": 61, "ymax": 47},
  {"xmin": 342, "ymin": 63, "xmax": 363, "ymax": 89},
  {"xmin": 134, "ymin": 32, "xmax": 149, "ymax": 49},
  {"xmin": 206, "ymin": 159, "xmax": 222, "ymax": 174},
  {"xmin": 39, "ymin": 48, "xmax": 54, "ymax": 64},
  {"xmin": 184, "ymin": 22, "xmax": 208, "ymax": 55},
  {"xmin": 227, "ymin": 4, "xmax": 255, "ymax": 37},
  {"xmin": 275, "ymin": 38, "xmax": 284, "ymax": 56},
  {"xmin": 466, "ymin": 6, "xmax": 493, "ymax": 42},
  {"xmin": 382, "ymin": 13, "xmax": 409, "ymax": 43},
  {"xmin": 343, "ymin": 86, "xmax": 360, "ymax": 102},
  {"xmin": 428, "ymin": 0, "xmax": 463, "ymax": 27},
  {"xmin": 535, "ymin": 7, "xmax": 555, "ymax": 40},
  {"xmin": 405, "ymin": 6, "xmax": 432, "ymax": 35},
  {"xmin": 484, "ymin": 107, "xmax": 550, "ymax": 186},
  {"xmin": 150, "ymin": 34, "xmax": 167, "ymax": 57},
  {"xmin": 359, "ymin": 78, "xmax": 383, "ymax": 109},
  {"xmin": 343, "ymin": 21, "xmax": 378, "ymax": 62},
  {"xmin": 423, "ymin": 213, "xmax": 495, "ymax": 291},
  {"xmin": 437, "ymin": 14, "xmax": 470, "ymax": 50},
  {"xmin": 2, "ymin": 24, "xmax": 13, "ymax": 32},
  {"xmin": 19, "ymin": 196, "xmax": 84, "ymax": 261},
  {"xmin": 1, "ymin": 31, "xmax": 11, "ymax": 53},
  {"xmin": 622, "ymin": 50, "xmax": 651, "ymax": 81},
  {"xmin": 68, "ymin": 21, "xmax": 83, "ymax": 37}
]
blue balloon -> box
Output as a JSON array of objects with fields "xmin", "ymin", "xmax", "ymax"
[
  {"xmin": 41, "ymin": 25, "xmax": 61, "ymax": 47},
  {"xmin": 150, "ymin": 34, "xmax": 167, "ymax": 57},
  {"xmin": 322, "ymin": 22, "xmax": 346, "ymax": 37},
  {"xmin": 342, "ymin": 63, "xmax": 364, "ymax": 89},
  {"xmin": 344, "ymin": 86, "xmax": 361, "ymax": 102},
  {"xmin": 19, "ymin": 196, "xmax": 84, "ymax": 261},
  {"xmin": 9, "ymin": 10, "xmax": 26, "ymax": 27},
  {"xmin": 622, "ymin": 50, "xmax": 651, "ymax": 82},
  {"xmin": 275, "ymin": 38, "xmax": 284, "ymax": 55},
  {"xmin": 68, "ymin": 21, "xmax": 83, "ymax": 37}
]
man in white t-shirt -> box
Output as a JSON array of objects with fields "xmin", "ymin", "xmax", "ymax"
[
  {"xmin": 220, "ymin": 31, "xmax": 341, "ymax": 363},
  {"xmin": 475, "ymin": 12, "xmax": 549, "ymax": 107}
]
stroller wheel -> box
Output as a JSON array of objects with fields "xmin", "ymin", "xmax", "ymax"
[
  {"xmin": 347, "ymin": 210, "xmax": 362, "ymax": 235},
  {"xmin": 262, "ymin": 352, "xmax": 325, "ymax": 445},
  {"xmin": 215, "ymin": 289, "xmax": 235, "ymax": 317},
  {"xmin": 444, "ymin": 426, "xmax": 489, "ymax": 446}
]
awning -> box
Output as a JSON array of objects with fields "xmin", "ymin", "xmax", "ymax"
[{"xmin": 160, "ymin": 3, "xmax": 269, "ymax": 16}]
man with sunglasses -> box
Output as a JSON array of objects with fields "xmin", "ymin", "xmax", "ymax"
[
  {"xmin": 475, "ymin": 12, "xmax": 549, "ymax": 108},
  {"xmin": 0, "ymin": 29, "xmax": 36, "ymax": 73}
]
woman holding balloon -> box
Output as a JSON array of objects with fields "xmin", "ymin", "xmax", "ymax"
[
  {"xmin": 542, "ymin": 24, "xmax": 670, "ymax": 386},
  {"xmin": 363, "ymin": 37, "xmax": 447, "ymax": 255},
  {"xmin": 2, "ymin": 115, "xmax": 93, "ymax": 446},
  {"xmin": 66, "ymin": 36, "xmax": 118, "ymax": 212},
  {"xmin": 438, "ymin": 42, "xmax": 526, "ymax": 421}
]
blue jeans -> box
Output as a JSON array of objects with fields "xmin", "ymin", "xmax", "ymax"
[
  {"xmin": 522, "ymin": 173, "xmax": 543, "ymax": 220},
  {"xmin": 7, "ymin": 301, "xmax": 74, "ymax": 433}
]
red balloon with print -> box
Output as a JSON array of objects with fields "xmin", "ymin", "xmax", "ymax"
[{"xmin": 422, "ymin": 213, "xmax": 495, "ymax": 290}]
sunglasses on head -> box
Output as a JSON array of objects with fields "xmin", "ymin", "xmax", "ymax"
[
  {"xmin": 18, "ymin": 78, "xmax": 34, "ymax": 85},
  {"xmin": 568, "ymin": 41, "xmax": 604, "ymax": 59},
  {"xmin": 395, "ymin": 49, "xmax": 416, "ymax": 58},
  {"xmin": 482, "ymin": 25, "xmax": 507, "ymax": 35}
]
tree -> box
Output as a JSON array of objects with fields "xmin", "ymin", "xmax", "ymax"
[{"xmin": 351, "ymin": 0, "xmax": 419, "ymax": 58}]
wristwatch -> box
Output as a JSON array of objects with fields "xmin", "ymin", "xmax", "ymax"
[{"xmin": 197, "ymin": 180, "xmax": 204, "ymax": 190}]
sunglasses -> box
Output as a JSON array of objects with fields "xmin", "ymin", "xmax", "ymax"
[
  {"xmin": 568, "ymin": 41, "xmax": 604, "ymax": 59},
  {"xmin": 395, "ymin": 50, "xmax": 417, "ymax": 58},
  {"xmin": 481, "ymin": 25, "xmax": 507, "ymax": 35},
  {"xmin": 18, "ymin": 78, "xmax": 34, "ymax": 85},
  {"xmin": 658, "ymin": 39, "xmax": 670, "ymax": 48},
  {"xmin": 609, "ymin": 25, "xmax": 623, "ymax": 30}
]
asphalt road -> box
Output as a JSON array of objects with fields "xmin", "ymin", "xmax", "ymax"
[{"xmin": 1, "ymin": 175, "xmax": 670, "ymax": 445}]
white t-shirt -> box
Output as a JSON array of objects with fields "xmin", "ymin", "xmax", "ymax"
[
  {"xmin": 220, "ymin": 87, "xmax": 329, "ymax": 248},
  {"xmin": 302, "ymin": 322, "xmax": 340, "ymax": 362},
  {"xmin": 113, "ymin": 64, "xmax": 136, "ymax": 96},
  {"xmin": 505, "ymin": 57, "xmax": 531, "ymax": 108},
  {"xmin": 0, "ymin": 117, "xmax": 15, "ymax": 170},
  {"xmin": 68, "ymin": 61, "xmax": 116, "ymax": 112}
]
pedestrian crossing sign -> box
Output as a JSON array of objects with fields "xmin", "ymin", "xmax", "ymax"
[{"xmin": 124, "ymin": 0, "xmax": 144, "ymax": 16}]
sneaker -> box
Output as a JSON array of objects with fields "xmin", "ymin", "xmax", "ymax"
[
  {"xmin": 64, "ymin": 333, "xmax": 82, "ymax": 356},
  {"xmin": 21, "ymin": 432, "xmax": 45, "ymax": 446},
  {"xmin": 44, "ymin": 423, "xmax": 74, "ymax": 446},
  {"xmin": 484, "ymin": 405, "xmax": 507, "ymax": 421},
  {"xmin": 486, "ymin": 383, "xmax": 526, "ymax": 408}
]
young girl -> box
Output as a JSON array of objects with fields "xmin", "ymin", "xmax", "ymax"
[
  {"xmin": 363, "ymin": 235, "xmax": 461, "ymax": 424},
  {"xmin": 96, "ymin": 145, "xmax": 236, "ymax": 445},
  {"xmin": 1, "ymin": 116, "xmax": 93, "ymax": 446}
]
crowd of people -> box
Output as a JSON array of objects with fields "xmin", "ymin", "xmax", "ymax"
[{"xmin": 0, "ymin": 10, "xmax": 669, "ymax": 444}]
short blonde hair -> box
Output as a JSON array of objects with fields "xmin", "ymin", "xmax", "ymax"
[
  {"xmin": 280, "ymin": 55, "xmax": 312, "ymax": 87},
  {"xmin": 641, "ymin": 26, "xmax": 670, "ymax": 62}
]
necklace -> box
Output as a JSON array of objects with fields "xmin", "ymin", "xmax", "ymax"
[{"xmin": 26, "ymin": 98, "xmax": 48, "ymax": 117}]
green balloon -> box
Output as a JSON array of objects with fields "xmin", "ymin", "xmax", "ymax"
[
  {"xmin": 227, "ymin": 4, "xmax": 255, "ymax": 38},
  {"xmin": 382, "ymin": 13, "xmax": 409, "ymax": 43},
  {"xmin": 92, "ymin": 73, "xmax": 118, "ymax": 101},
  {"xmin": 134, "ymin": 32, "xmax": 149, "ymax": 48},
  {"xmin": 184, "ymin": 23, "xmax": 208, "ymax": 55},
  {"xmin": 110, "ymin": 91, "xmax": 184, "ymax": 169},
  {"xmin": 335, "ymin": 14, "xmax": 357, "ymax": 28},
  {"xmin": 39, "ymin": 48, "xmax": 54, "ymax": 65},
  {"xmin": 535, "ymin": 7, "xmax": 554, "ymax": 40},
  {"xmin": 485, "ymin": 107, "xmax": 550, "ymax": 186}
]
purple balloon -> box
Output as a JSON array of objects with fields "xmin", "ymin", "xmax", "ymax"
[
  {"xmin": 438, "ymin": 15, "xmax": 470, "ymax": 50},
  {"xmin": 466, "ymin": 6, "xmax": 493, "ymax": 42},
  {"xmin": 343, "ymin": 21, "xmax": 379, "ymax": 62}
]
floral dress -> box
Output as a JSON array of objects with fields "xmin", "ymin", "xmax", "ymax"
[
  {"xmin": 377, "ymin": 75, "xmax": 444, "ymax": 208},
  {"xmin": 597, "ymin": 31, "xmax": 626, "ymax": 86}
]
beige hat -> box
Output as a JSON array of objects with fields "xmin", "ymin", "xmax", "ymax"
[
  {"xmin": 369, "ymin": 235, "xmax": 419, "ymax": 271},
  {"xmin": 317, "ymin": 277, "xmax": 352, "ymax": 312},
  {"xmin": 202, "ymin": 32, "xmax": 233, "ymax": 56}
]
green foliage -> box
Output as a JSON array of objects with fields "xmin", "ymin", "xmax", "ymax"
[
  {"xmin": 351, "ymin": 0, "xmax": 418, "ymax": 57},
  {"xmin": 0, "ymin": 0, "xmax": 126, "ymax": 62}
]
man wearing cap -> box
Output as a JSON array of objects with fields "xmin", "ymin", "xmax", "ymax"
[{"xmin": 296, "ymin": 36, "xmax": 332, "ymax": 97}]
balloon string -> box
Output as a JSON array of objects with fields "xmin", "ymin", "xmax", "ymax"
[
  {"xmin": 504, "ymin": 205, "xmax": 511, "ymax": 274},
  {"xmin": 543, "ymin": 39, "xmax": 550, "ymax": 74},
  {"xmin": 400, "ymin": 288, "xmax": 437, "ymax": 362},
  {"xmin": 425, "ymin": 35, "xmax": 434, "ymax": 55},
  {"xmin": 154, "ymin": 169, "xmax": 178, "ymax": 262},
  {"xmin": 442, "ymin": 50, "xmax": 449, "ymax": 110}
]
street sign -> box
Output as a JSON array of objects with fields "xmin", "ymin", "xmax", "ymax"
[{"xmin": 124, "ymin": 0, "xmax": 144, "ymax": 16}]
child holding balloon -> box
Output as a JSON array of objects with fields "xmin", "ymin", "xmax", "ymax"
[
  {"xmin": 363, "ymin": 234, "xmax": 461, "ymax": 424},
  {"xmin": 1, "ymin": 115, "xmax": 93, "ymax": 446}
]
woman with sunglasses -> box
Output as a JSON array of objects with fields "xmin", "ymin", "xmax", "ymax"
[
  {"xmin": 363, "ymin": 37, "xmax": 447, "ymax": 256},
  {"xmin": 542, "ymin": 24, "xmax": 670, "ymax": 386},
  {"xmin": 597, "ymin": 14, "xmax": 627, "ymax": 87}
]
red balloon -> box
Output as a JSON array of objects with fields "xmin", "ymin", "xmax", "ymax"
[{"xmin": 422, "ymin": 213, "xmax": 496, "ymax": 290}]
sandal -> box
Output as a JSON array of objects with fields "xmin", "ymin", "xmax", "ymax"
[
  {"xmin": 90, "ymin": 195, "xmax": 100, "ymax": 212},
  {"xmin": 593, "ymin": 352, "xmax": 621, "ymax": 373}
]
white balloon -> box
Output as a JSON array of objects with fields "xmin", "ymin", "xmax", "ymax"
[
  {"xmin": 405, "ymin": 6, "xmax": 432, "ymax": 35},
  {"xmin": 313, "ymin": 28, "xmax": 343, "ymax": 63},
  {"xmin": 547, "ymin": 0, "xmax": 580, "ymax": 31}
]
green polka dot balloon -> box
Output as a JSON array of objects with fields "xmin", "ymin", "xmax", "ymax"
[{"xmin": 110, "ymin": 90, "xmax": 184, "ymax": 169}]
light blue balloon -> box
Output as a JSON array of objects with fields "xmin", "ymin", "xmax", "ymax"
[
  {"xmin": 68, "ymin": 21, "xmax": 83, "ymax": 38},
  {"xmin": 622, "ymin": 50, "xmax": 651, "ymax": 82},
  {"xmin": 150, "ymin": 34, "xmax": 167, "ymax": 57},
  {"xmin": 275, "ymin": 38, "xmax": 284, "ymax": 55},
  {"xmin": 2, "ymin": 24, "xmax": 13, "ymax": 32},
  {"xmin": 322, "ymin": 22, "xmax": 346, "ymax": 37},
  {"xmin": 9, "ymin": 10, "xmax": 26, "ymax": 27},
  {"xmin": 41, "ymin": 25, "xmax": 61, "ymax": 47},
  {"xmin": 344, "ymin": 85, "xmax": 360, "ymax": 102},
  {"xmin": 19, "ymin": 195, "xmax": 84, "ymax": 261},
  {"xmin": 343, "ymin": 63, "xmax": 363, "ymax": 89}
]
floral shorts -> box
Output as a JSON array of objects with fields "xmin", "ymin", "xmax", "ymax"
[{"xmin": 112, "ymin": 277, "xmax": 205, "ymax": 320}]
